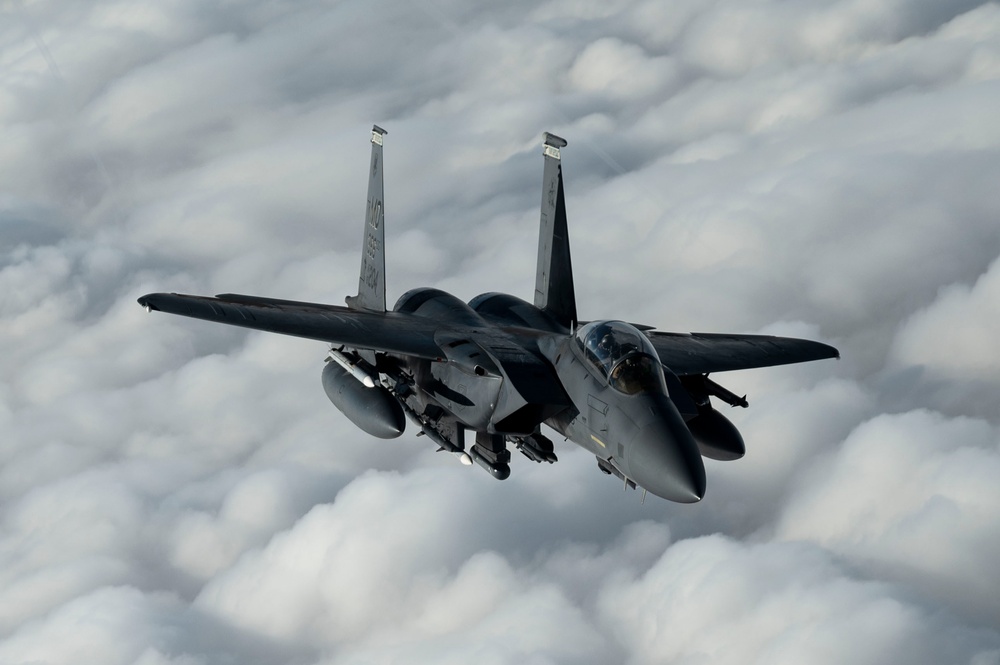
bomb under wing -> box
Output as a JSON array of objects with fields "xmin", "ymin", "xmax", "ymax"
[{"xmin": 138, "ymin": 127, "xmax": 838, "ymax": 503}]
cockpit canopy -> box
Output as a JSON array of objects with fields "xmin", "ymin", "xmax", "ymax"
[{"xmin": 574, "ymin": 321, "xmax": 666, "ymax": 395}]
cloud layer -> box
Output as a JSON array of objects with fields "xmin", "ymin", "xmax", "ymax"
[{"xmin": 3, "ymin": 1, "xmax": 1000, "ymax": 663}]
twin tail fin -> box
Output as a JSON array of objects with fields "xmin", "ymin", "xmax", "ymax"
[
  {"xmin": 348, "ymin": 126, "xmax": 579, "ymax": 332},
  {"xmin": 347, "ymin": 125, "xmax": 388, "ymax": 312},
  {"xmin": 534, "ymin": 133, "xmax": 578, "ymax": 331}
]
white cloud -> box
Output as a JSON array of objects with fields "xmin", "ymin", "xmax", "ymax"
[
  {"xmin": 778, "ymin": 409, "xmax": 1000, "ymax": 625},
  {"xmin": 598, "ymin": 535, "xmax": 1000, "ymax": 665},
  {"xmin": 890, "ymin": 255, "xmax": 1000, "ymax": 380},
  {"xmin": 2, "ymin": 0, "xmax": 1000, "ymax": 663},
  {"xmin": 569, "ymin": 38, "xmax": 678, "ymax": 99},
  {"xmin": 196, "ymin": 480, "xmax": 613, "ymax": 661}
]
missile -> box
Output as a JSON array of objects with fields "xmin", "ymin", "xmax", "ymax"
[
  {"xmin": 417, "ymin": 424, "xmax": 473, "ymax": 465},
  {"xmin": 704, "ymin": 376, "xmax": 748, "ymax": 408},
  {"xmin": 512, "ymin": 432, "xmax": 558, "ymax": 463},
  {"xmin": 327, "ymin": 348, "xmax": 376, "ymax": 388},
  {"xmin": 395, "ymin": 394, "xmax": 473, "ymax": 466},
  {"xmin": 469, "ymin": 446, "xmax": 511, "ymax": 480}
]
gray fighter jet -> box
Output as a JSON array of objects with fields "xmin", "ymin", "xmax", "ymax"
[{"xmin": 139, "ymin": 127, "xmax": 838, "ymax": 503}]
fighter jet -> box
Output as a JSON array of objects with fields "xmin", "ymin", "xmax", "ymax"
[{"xmin": 139, "ymin": 127, "xmax": 838, "ymax": 503}]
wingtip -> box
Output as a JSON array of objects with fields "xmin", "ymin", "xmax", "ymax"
[
  {"xmin": 137, "ymin": 294, "xmax": 159, "ymax": 312},
  {"xmin": 797, "ymin": 337, "xmax": 840, "ymax": 362}
]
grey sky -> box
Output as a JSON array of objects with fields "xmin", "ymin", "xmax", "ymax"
[{"xmin": 2, "ymin": 1, "xmax": 1000, "ymax": 663}]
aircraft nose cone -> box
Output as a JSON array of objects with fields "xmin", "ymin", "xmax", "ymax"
[{"xmin": 628, "ymin": 406, "xmax": 706, "ymax": 503}]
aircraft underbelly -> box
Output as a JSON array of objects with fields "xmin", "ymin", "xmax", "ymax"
[{"xmin": 425, "ymin": 361, "xmax": 501, "ymax": 430}]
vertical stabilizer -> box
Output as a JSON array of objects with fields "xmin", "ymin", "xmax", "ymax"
[
  {"xmin": 347, "ymin": 125, "xmax": 388, "ymax": 312},
  {"xmin": 534, "ymin": 132, "xmax": 577, "ymax": 330}
]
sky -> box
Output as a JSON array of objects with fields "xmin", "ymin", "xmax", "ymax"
[{"xmin": 2, "ymin": 0, "xmax": 1000, "ymax": 663}]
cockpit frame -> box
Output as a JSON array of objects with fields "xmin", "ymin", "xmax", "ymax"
[{"xmin": 574, "ymin": 321, "xmax": 666, "ymax": 395}]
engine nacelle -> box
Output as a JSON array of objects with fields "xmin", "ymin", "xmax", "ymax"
[
  {"xmin": 394, "ymin": 287, "xmax": 485, "ymax": 325},
  {"xmin": 686, "ymin": 407, "xmax": 745, "ymax": 461},
  {"xmin": 469, "ymin": 292, "xmax": 566, "ymax": 332},
  {"xmin": 321, "ymin": 361, "xmax": 405, "ymax": 439}
]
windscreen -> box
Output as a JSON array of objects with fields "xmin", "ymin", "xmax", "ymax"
[{"xmin": 574, "ymin": 321, "xmax": 666, "ymax": 395}]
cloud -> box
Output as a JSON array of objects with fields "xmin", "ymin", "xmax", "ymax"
[
  {"xmin": 2, "ymin": 0, "xmax": 1000, "ymax": 663},
  {"xmin": 599, "ymin": 534, "xmax": 1000, "ymax": 665},
  {"xmin": 882, "ymin": 253, "xmax": 1000, "ymax": 417},
  {"xmin": 890, "ymin": 254, "xmax": 1000, "ymax": 380},
  {"xmin": 569, "ymin": 38, "xmax": 679, "ymax": 99},
  {"xmin": 778, "ymin": 409, "xmax": 1000, "ymax": 626}
]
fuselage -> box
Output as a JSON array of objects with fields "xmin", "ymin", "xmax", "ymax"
[
  {"xmin": 137, "ymin": 127, "xmax": 842, "ymax": 505},
  {"xmin": 138, "ymin": 127, "xmax": 837, "ymax": 505},
  {"xmin": 379, "ymin": 287, "xmax": 705, "ymax": 502}
]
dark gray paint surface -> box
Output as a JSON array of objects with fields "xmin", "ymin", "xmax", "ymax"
[{"xmin": 139, "ymin": 128, "xmax": 838, "ymax": 502}]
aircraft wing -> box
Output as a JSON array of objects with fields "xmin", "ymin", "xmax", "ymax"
[
  {"xmin": 645, "ymin": 331, "xmax": 839, "ymax": 375},
  {"xmin": 138, "ymin": 292, "xmax": 445, "ymax": 359}
]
